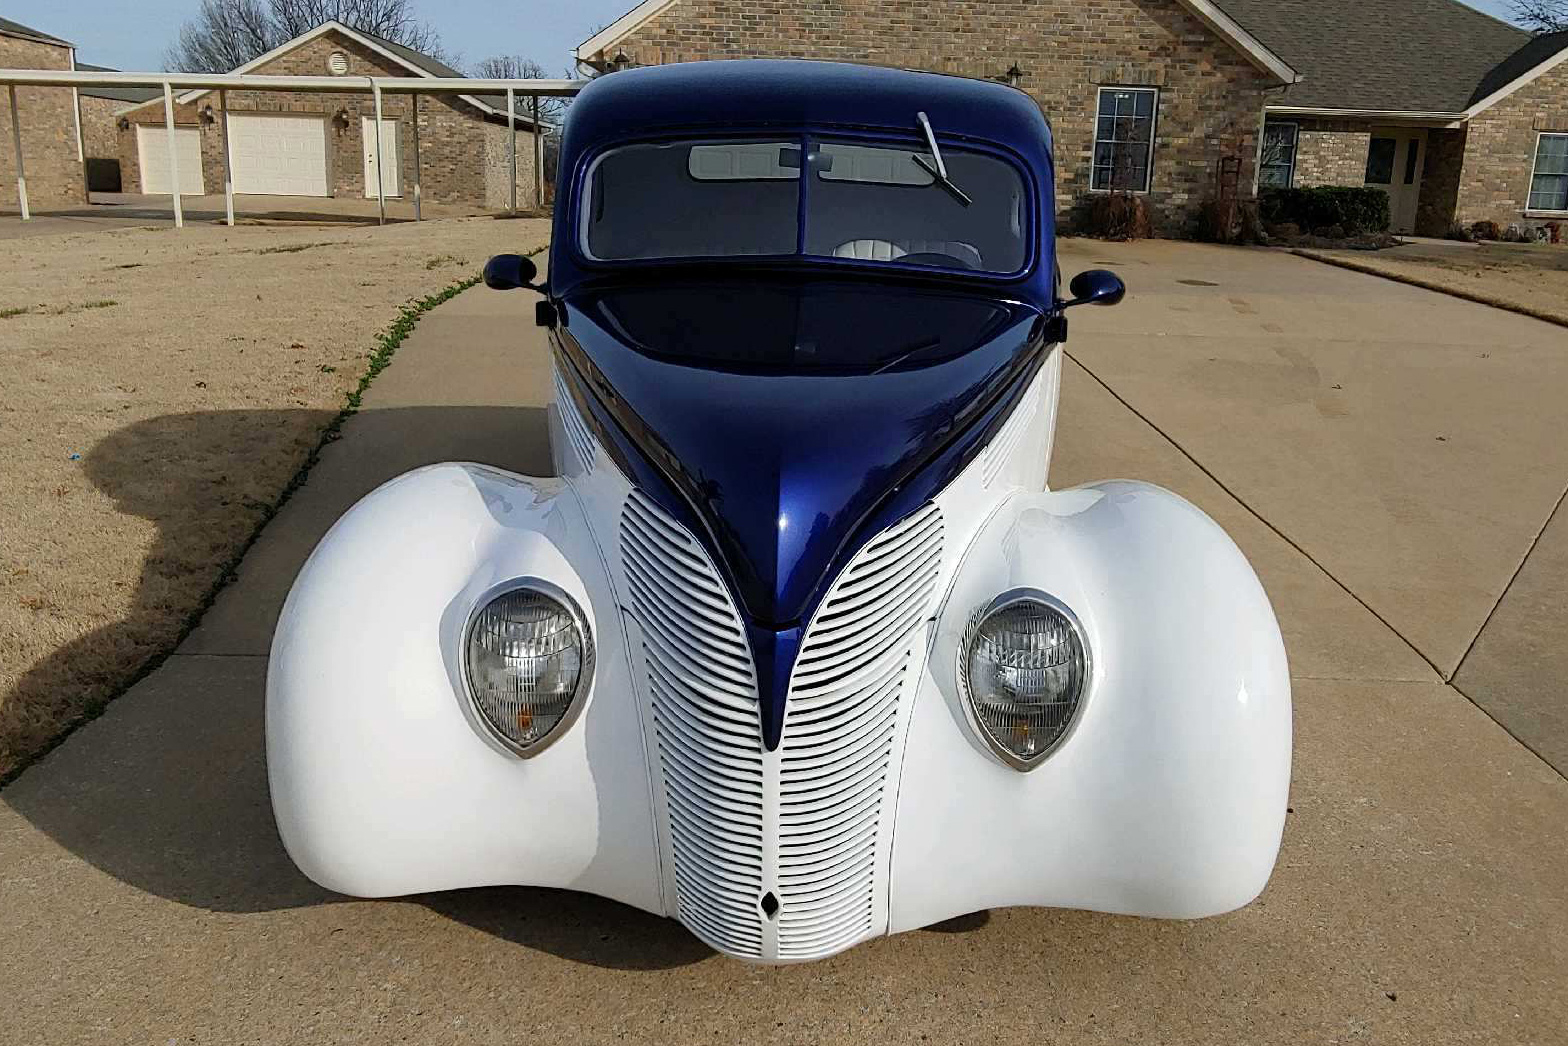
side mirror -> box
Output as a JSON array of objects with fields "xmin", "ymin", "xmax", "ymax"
[
  {"xmin": 1062, "ymin": 269, "xmax": 1126, "ymax": 309},
  {"xmin": 483, "ymin": 253, "xmax": 539, "ymax": 291}
]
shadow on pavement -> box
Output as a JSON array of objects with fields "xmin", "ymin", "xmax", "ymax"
[{"xmin": 3, "ymin": 405, "xmax": 712, "ymax": 971}]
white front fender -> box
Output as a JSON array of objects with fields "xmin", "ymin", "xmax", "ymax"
[
  {"xmin": 266, "ymin": 463, "xmax": 662, "ymax": 914},
  {"xmin": 892, "ymin": 480, "xmax": 1292, "ymax": 930}
]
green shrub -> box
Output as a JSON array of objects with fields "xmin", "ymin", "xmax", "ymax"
[{"xmin": 1259, "ymin": 186, "xmax": 1390, "ymax": 235}]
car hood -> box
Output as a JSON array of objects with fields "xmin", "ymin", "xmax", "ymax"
[{"xmin": 555, "ymin": 276, "xmax": 1046, "ymax": 744}]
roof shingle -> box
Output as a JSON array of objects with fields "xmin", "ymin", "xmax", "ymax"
[{"xmin": 1216, "ymin": 0, "xmax": 1534, "ymax": 113}]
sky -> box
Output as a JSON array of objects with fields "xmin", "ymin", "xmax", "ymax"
[{"xmin": 6, "ymin": 0, "xmax": 1530, "ymax": 75}]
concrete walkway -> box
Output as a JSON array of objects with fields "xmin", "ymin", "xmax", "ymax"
[{"xmin": 2, "ymin": 242, "xmax": 1566, "ymax": 1044}]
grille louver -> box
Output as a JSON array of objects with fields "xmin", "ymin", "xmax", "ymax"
[
  {"xmin": 553, "ymin": 367, "xmax": 597, "ymax": 473},
  {"xmin": 620, "ymin": 492, "xmax": 943, "ymax": 962},
  {"xmin": 620, "ymin": 492, "xmax": 765, "ymax": 958},
  {"xmin": 981, "ymin": 387, "xmax": 1036, "ymax": 488},
  {"xmin": 776, "ymin": 503, "xmax": 943, "ymax": 960}
]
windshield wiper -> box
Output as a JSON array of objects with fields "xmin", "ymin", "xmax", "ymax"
[{"xmin": 915, "ymin": 111, "xmax": 973, "ymax": 207}]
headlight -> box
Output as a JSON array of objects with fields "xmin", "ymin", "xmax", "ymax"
[
  {"xmin": 464, "ymin": 580, "xmax": 593, "ymax": 757},
  {"xmin": 959, "ymin": 590, "xmax": 1089, "ymax": 770}
]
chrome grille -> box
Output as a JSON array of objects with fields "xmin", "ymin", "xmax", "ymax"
[
  {"xmin": 619, "ymin": 492, "xmax": 765, "ymax": 958},
  {"xmin": 776, "ymin": 503, "xmax": 943, "ymax": 960},
  {"xmin": 981, "ymin": 385, "xmax": 1036, "ymax": 488},
  {"xmin": 552, "ymin": 366, "xmax": 597, "ymax": 473}
]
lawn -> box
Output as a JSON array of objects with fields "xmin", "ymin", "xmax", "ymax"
[
  {"xmin": 1299, "ymin": 239, "xmax": 1568, "ymax": 326},
  {"xmin": 0, "ymin": 216, "xmax": 550, "ymax": 778}
]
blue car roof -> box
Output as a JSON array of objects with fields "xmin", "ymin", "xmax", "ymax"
[
  {"xmin": 550, "ymin": 59, "xmax": 1058, "ymax": 303},
  {"xmin": 563, "ymin": 59, "xmax": 1053, "ymax": 152}
]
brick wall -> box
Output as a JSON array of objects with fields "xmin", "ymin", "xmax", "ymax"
[
  {"xmin": 1291, "ymin": 119, "xmax": 1371, "ymax": 188},
  {"xmin": 77, "ymin": 95, "xmax": 122, "ymax": 160},
  {"xmin": 1456, "ymin": 58, "xmax": 1568, "ymax": 227},
  {"xmin": 0, "ymin": 35, "xmax": 85, "ymax": 209},
  {"xmin": 115, "ymin": 30, "xmax": 504, "ymax": 207},
  {"xmin": 483, "ymin": 120, "xmax": 542, "ymax": 210},
  {"xmin": 1416, "ymin": 126, "xmax": 1466, "ymax": 236},
  {"xmin": 594, "ymin": 0, "xmax": 1278, "ymax": 234}
]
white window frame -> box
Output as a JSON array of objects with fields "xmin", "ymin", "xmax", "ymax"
[
  {"xmin": 1091, "ymin": 86, "xmax": 1159, "ymax": 194},
  {"xmin": 1258, "ymin": 120, "xmax": 1299, "ymax": 189},
  {"xmin": 1526, "ymin": 131, "xmax": 1568, "ymax": 215}
]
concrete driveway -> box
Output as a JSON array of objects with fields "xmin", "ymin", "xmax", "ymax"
[{"xmin": 2, "ymin": 241, "xmax": 1565, "ymax": 1044}]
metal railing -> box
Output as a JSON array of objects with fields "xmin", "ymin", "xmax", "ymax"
[{"xmin": 0, "ymin": 69, "xmax": 584, "ymax": 227}]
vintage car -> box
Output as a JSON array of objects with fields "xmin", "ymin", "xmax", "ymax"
[{"xmin": 267, "ymin": 59, "xmax": 1291, "ymax": 964}]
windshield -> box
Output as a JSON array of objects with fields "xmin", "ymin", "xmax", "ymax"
[{"xmin": 581, "ymin": 136, "xmax": 1029, "ymax": 276}]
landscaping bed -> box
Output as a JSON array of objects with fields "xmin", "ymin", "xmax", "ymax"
[
  {"xmin": 1296, "ymin": 239, "xmax": 1568, "ymax": 327},
  {"xmin": 0, "ymin": 217, "xmax": 550, "ymax": 778}
]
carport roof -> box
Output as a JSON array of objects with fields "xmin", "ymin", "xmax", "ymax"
[
  {"xmin": 0, "ymin": 15, "xmax": 72, "ymax": 47},
  {"xmin": 75, "ymin": 62, "xmax": 160, "ymax": 103},
  {"xmin": 1216, "ymin": 0, "xmax": 1551, "ymax": 114}
]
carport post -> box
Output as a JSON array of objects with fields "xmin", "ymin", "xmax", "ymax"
[
  {"xmin": 507, "ymin": 87, "xmax": 517, "ymax": 216},
  {"xmin": 371, "ymin": 79, "xmax": 386, "ymax": 226},
  {"xmin": 162, "ymin": 82, "xmax": 183, "ymax": 229},
  {"xmin": 6, "ymin": 85, "xmax": 27, "ymax": 221},
  {"xmin": 410, "ymin": 93, "xmax": 422, "ymax": 221},
  {"xmin": 532, "ymin": 95, "xmax": 543, "ymax": 210},
  {"xmin": 218, "ymin": 89, "xmax": 234, "ymax": 227}
]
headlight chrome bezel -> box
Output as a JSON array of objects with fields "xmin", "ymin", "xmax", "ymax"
[
  {"xmin": 957, "ymin": 588, "xmax": 1092, "ymax": 771},
  {"xmin": 461, "ymin": 577, "xmax": 595, "ymax": 759}
]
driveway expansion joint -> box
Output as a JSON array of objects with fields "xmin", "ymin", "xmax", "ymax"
[{"xmin": 1064, "ymin": 349, "xmax": 1448, "ymax": 684}]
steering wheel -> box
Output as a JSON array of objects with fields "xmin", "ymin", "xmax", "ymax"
[{"xmin": 898, "ymin": 251, "xmax": 975, "ymax": 270}]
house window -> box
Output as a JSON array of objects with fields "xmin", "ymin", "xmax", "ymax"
[
  {"xmin": 1529, "ymin": 133, "xmax": 1568, "ymax": 211},
  {"xmin": 1259, "ymin": 121, "xmax": 1298, "ymax": 188},
  {"xmin": 1092, "ymin": 87, "xmax": 1157, "ymax": 192},
  {"xmin": 1365, "ymin": 137, "xmax": 1397, "ymax": 185}
]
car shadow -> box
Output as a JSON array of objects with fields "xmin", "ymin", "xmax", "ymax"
[{"xmin": 1, "ymin": 405, "xmax": 712, "ymax": 971}]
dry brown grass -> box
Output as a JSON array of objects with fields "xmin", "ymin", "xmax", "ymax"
[
  {"xmin": 0, "ymin": 216, "xmax": 550, "ymax": 777},
  {"xmin": 1299, "ymin": 241, "xmax": 1568, "ymax": 327}
]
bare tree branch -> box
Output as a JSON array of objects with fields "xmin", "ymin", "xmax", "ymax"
[
  {"xmin": 1509, "ymin": 0, "xmax": 1568, "ymax": 32},
  {"xmin": 165, "ymin": 0, "xmax": 449, "ymax": 72},
  {"xmin": 471, "ymin": 55, "xmax": 577, "ymax": 123}
]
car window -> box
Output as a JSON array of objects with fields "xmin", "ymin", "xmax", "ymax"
[
  {"xmin": 579, "ymin": 137, "xmax": 1029, "ymax": 276},
  {"xmin": 583, "ymin": 140, "xmax": 801, "ymax": 261},
  {"xmin": 803, "ymin": 139, "xmax": 1027, "ymax": 275}
]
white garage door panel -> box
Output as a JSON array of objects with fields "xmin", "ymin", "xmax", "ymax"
[
  {"xmin": 137, "ymin": 126, "xmax": 204, "ymax": 196},
  {"xmin": 229, "ymin": 115, "xmax": 328, "ymax": 197}
]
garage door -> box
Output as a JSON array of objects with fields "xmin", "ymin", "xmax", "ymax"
[
  {"xmin": 137, "ymin": 125, "xmax": 204, "ymax": 196},
  {"xmin": 228, "ymin": 115, "xmax": 328, "ymax": 197}
]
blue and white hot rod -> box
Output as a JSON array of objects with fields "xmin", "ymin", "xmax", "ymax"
[{"xmin": 267, "ymin": 60, "xmax": 1291, "ymax": 963}]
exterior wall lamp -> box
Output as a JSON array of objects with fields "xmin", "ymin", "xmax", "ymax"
[
  {"xmin": 200, "ymin": 104, "xmax": 216, "ymax": 126},
  {"xmin": 611, "ymin": 51, "xmax": 634, "ymax": 73},
  {"xmin": 332, "ymin": 107, "xmax": 351, "ymax": 131}
]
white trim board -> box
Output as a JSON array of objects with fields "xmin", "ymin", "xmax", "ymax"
[
  {"xmin": 1465, "ymin": 42, "xmax": 1568, "ymax": 119},
  {"xmin": 575, "ymin": 0, "xmax": 1301, "ymax": 83}
]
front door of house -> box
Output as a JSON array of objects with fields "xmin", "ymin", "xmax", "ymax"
[{"xmin": 1366, "ymin": 127, "xmax": 1426, "ymax": 234}]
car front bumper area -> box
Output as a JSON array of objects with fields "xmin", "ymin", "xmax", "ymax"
[{"xmin": 267, "ymin": 462, "xmax": 1290, "ymax": 964}]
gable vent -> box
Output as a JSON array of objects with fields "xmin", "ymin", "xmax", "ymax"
[{"xmin": 328, "ymin": 51, "xmax": 349, "ymax": 75}]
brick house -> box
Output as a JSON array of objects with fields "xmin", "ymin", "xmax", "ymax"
[
  {"xmin": 0, "ymin": 15, "xmax": 85, "ymax": 210},
  {"xmin": 576, "ymin": 0, "xmax": 1568, "ymax": 237},
  {"xmin": 116, "ymin": 20, "xmax": 541, "ymax": 209}
]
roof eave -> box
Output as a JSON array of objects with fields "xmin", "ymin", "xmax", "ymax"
[
  {"xmin": 113, "ymin": 20, "xmax": 537, "ymax": 129},
  {"xmin": 1465, "ymin": 38, "xmax": 1568, "ymax": 118}
]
